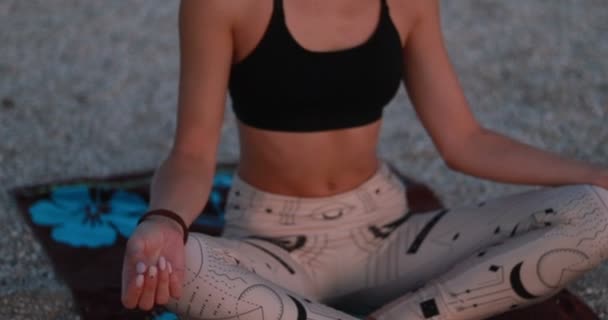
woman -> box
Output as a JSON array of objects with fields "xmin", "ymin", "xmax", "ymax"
[{"xmin": 121, "ymin": 0, "xmax": 608, "ymax": 319}]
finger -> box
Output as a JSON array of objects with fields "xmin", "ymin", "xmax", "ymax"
[
  {"xmin": 138, "ymin": 265, "xmax": 159, "ymax": 311},
  {"xmin": 136, "ymin": 261, "xmax": 147, "ymax": 275},
  {"xmin": 123, "ymin": 262, "xmax": 147, "ymax": 308},
  {"xmin": 122, "ymin": 272, "xmax": 145, "ymax": 309},
  {"xmin": 121, "ymin": 239, "xmax": 148, "ymax": 308},
  {"xmin": 155, "ymin": 257, "xmax": 171, "ymax": 305},
  {"xmin": 168, "ymin": 261, "xmax": 183, "ymax": 299}
]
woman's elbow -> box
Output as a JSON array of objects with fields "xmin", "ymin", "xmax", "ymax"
[
  {"xmin": 437, "ymin": 125, "xmax": 486, "ymax": 172},
  {"xmin": 440, "ymin": 148, "xmax": 465, "ymax": 172},
  {"xmin": 435, "ymin": 135, "xmax": 476, "ymax": 173}
]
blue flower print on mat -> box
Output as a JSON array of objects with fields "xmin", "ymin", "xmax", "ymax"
[
  {"xmin": 194, "ymin": 172, "xmax": 232, "ymax": 228},
  {"xmin": 153, "ymin": 311, "xmax": 179, "ymax": 320},
  {"xmin": 209, "ymin": 172, "xmax": 232, "ymax": 213},
  {"xmin": 29, "ymin": 185, "xmax": 148, "ymax": 248}
]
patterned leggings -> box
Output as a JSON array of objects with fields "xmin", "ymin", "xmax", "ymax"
[{"xmin": 166, "ymin": 163, "xmax": 608, "ymax": 320}]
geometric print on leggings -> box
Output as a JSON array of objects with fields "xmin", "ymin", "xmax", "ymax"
[
  {"xmin": 370, "ymin": 185, "xmax": 608, "ymax": 320},
  {"xmin": 167, "ymin": 234, "xmax": 358, "ymax": 320},
  {"xmin": 168, "ymin": 162, "xmax": 608, "ymax": 320}
]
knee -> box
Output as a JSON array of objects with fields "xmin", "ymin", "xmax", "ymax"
[
  {"xmin": 165, "ymin": 234, "xmax": 245, "ymax": 318},
  {"xmin": 550, "ymin": 185, "xmax": 608, "ymax": 233},
  {"xmin": 560, "ymin": 184, "xmax": 608, "ymax": 211},
  {"xmin": 584, "ymin": 184, "xmax": 608, "ymax": 214},
  {"xmin": 564, "ymin": 184, "xmax": 608, "ymax": 246},
  {"xmin": 181, "ymin": 233, "xmax": 218, "ymax": 276}
]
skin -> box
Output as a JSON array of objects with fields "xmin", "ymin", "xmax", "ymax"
[{"xmin": 121, "ymin": 0, "xmax": 608, "ymax": 311}]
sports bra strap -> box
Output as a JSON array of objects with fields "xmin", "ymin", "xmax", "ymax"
[
  {"xmin": 272, "ymin": 0, "xmax": 284, "ymax": 22},
  {"xmin": 381, "ymin": 0, "xmax": 390, "ymax": 13}
]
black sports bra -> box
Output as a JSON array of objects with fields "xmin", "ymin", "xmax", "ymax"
[{"xmin": 229, "ymin": 0, "xmax": 403, "ymax": 132}]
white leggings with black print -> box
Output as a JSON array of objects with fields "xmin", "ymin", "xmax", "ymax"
[{"xmin": 166, "ymin": 163, "xmax": 608, "ymax": 320}]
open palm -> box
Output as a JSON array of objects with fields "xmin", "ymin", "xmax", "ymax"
[{"xmin": 121, "ymin": 218, "xmax": 186, "ymax": 310}]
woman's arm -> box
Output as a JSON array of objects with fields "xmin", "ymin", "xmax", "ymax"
[
  {"xmin": 149, "ymin": 0, "xmax": 235, "ymax": 227},
  {"xmin": 402, "ymin": 0, "xmax": 608, "ymax": 189},
  {"xmin": 121, "ymin": 0, "xmax": 235, "ymax": 310},
  {"xmin": 440, "ymin": 128, "xmax": 608, "ymax": 187}
]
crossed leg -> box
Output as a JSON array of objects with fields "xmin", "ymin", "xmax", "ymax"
[
  {"xmin": 367, "ymin": 185, "xmax": 608, "ymax": 320},
  {"xmin": 165, "ymin": 233, "xmax": 359, "ymax": 320},
  {"xmin": 165, "ymin": 185, "xmax": 608, "ymax": 320}
]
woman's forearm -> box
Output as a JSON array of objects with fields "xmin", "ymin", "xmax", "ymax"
[
  {"xmin": 445, "ymin": 128, "xmax": 603, "ymax": 186},
  {"xmin": 148, "ymin": 151, "xmax": 216, "ymax": 226}
]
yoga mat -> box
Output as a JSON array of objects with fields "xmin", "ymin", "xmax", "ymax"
[{"xmin": 11, "ymin": 163, "xmax": 598, "ymax": 319}]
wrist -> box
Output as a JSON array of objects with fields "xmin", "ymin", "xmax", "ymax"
[
  {"xmin": 583, "ymin": 164, "xmax": 608, "ymax": 188},
  {"xmin": 137, "ymin": 209, "xmax": 189, "ymax": 243},
  {"xmin": 593, "ymin": 168, "xmax": 608, "ymax": 190},
  {"xmin": 143, "ymin": 214, "xmax": 184, "ymax": 233}
]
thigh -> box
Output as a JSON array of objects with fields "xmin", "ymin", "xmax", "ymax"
[
  {"xmin": 362, "ymin": 185, "xmax": 608, "ymax": 320},
  {"xmin": 167, "ymin": 232, "xmax": 358, "ymax": 319},
  {"xmin": 343, "ymin": 185, "xmax": 604, "ymax": 308}
]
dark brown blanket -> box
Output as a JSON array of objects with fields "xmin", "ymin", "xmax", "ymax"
[{"xmin": 11, "ymin": 164, "xmax": 598, "ymax": 320}]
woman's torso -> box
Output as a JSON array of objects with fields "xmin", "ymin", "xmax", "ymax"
[{"xmin": 228, "ymin": 0, "xmax": 417, "ymax": 196}]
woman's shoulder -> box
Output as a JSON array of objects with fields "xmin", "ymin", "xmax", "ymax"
[
  {"xmin": 179, "ymin": 0, "xmax": 255, "ymax": 26},
  {"xmin": 388, "ymin": 0, "xmax": 438, "ymax": 22},
  {"xmin": 383, "ymin": 0, "xmax": 433, "ymax": 46}
]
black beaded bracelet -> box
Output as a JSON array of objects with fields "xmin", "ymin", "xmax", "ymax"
[{"xmin": 137, "ymin": 209, "xmax": 189, "ymax": 244}]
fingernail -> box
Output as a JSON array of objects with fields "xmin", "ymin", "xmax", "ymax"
[
  {"xmin": 168, "ymin": 261, "xmax": 173, "ymax": 274},
  {"xmin": 136, "ymin": 274, "xmax": 144, "ymax": 288},
  {"xmin": 159, "ymin": 256, "xmax": 166, "ymax": 271},
  {"xmin": 149, "ymin": 265, "xmax": 158, "ymax": 279},
  {"xmin": 136, "ymin": 262, "xmax": 147, "ymax": 274}
]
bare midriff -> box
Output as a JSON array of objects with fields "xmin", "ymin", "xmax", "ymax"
[{"xmin": 236, "ymin": 120, "xmax": 382, "ymax": 197}]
